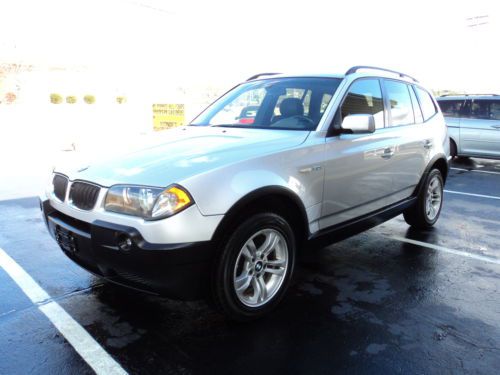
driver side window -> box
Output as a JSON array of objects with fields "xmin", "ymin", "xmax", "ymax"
[{"xmin": 340, "ymin": 79, "xmax": 385, "ymax": 129}]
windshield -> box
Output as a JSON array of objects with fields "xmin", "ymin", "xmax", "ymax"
[{"xmin": 190, "ymin": 77, "xmax": 342, "ymax": 131}]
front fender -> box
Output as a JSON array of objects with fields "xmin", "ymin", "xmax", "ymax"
[{"xmin": 181, "ymin": 140, "xmax": 326, "ymax": 217}]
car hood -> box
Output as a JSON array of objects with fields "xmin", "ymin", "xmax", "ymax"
[{"xmin": 60, "ymin": 126, "xmax": 310, "ymax": 187}]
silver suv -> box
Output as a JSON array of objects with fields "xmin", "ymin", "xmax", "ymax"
[
  {"xmin": 437, "ymin": 94, "xmax": 500, "ymax": 159},
  {"xmin": 41, "ymin": 66, "xmax": 450, "ymax": 320}
]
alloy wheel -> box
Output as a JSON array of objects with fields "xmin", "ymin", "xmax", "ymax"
[
  {"xmin": 233, "ymin": 229, "xmax": 288, "ymax": 307},
  {"xmin": 425, "ymin": 175, "xmax": 442, "ymax": 221}
]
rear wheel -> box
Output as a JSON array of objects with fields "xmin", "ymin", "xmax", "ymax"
[
  {"xmin": 403, "ymin": 169, "xmax": 444, "ymax": 229},
  {"xmin": 211, "ymin": 212, "xmax": 296, "ymax": 321}
]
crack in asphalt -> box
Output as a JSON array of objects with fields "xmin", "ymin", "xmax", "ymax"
[{"xmin": 0, "ymin": 283, "xmax": 105, "ymax": 321}]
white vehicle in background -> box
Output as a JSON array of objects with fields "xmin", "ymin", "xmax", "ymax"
[
  {"xmin": 437, "ymin": 94, "xmax": 500, "ymax": 159},
  {"xmin": 41, "ymin": 66, "xmax": 449, "ymax": 320}
]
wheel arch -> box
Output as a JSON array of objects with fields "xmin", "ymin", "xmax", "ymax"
[
  {"xmin": 413, "ymin": 154, "xmax": 449, "ymax": 197},
  {"xmin": 211, "ymin": 186, "xmax": 310, "ymax": 247},
  {"xmin": 447, "ymin": 127, "xmax": 460, "ymax": 155},
  {"xmin": 431, "ymin": 156, "xmax": 449, "ymax": 184},
  {"xmin": 449, "ymin": 135, "xmax": 458, "ymax": 157}
]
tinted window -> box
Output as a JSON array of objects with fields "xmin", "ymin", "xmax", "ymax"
[
  {"xmin": 437, "ymin": 100, "xmax": 463, "ymax": 117},
  {"xmin": 414, "ymin": 86, "xmax": 437, "ymax": 121},
  {"xmin": 341, "ymin": 79, "xmax": 384, "ymax": 129},
  {"xmin": 385, "ymin": 80, "xmax": 415, "ymax": 126},
  {"xmin": 491, "ymin": 101, "xmax": 500, "ymax": 120},
  {"xmin": 470, "ymin": 100, "xmax": 489, "ymax": 119},
  {"xmin": 470, "ymin": 100, "xmax": 500, "ymax": 120}
]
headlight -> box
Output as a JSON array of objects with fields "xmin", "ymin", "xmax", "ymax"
[{"xmin": 104, "ymin": 184, "xmax": 193, "ymax": 220}]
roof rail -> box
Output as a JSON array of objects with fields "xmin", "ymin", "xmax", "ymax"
[
  {"xmin": 439, "ymin": 93, "xmax": 499, "ymax": 97},
  {"xmin": 246, "ymin": 72, "xmax": 281, "ymax": 81},
  {"xmin": 345, "ymin": 66, "xmax": 419, "ymax": 83}
]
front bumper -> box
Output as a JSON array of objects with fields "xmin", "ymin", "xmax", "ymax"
[{"xmin": 41, "ymin": 199, "xmax": 215, "ymax": 299}]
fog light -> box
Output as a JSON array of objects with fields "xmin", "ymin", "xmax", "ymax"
[{"xmin": 117, "ymin": 234, "xmax": 132, "ymax": 251}]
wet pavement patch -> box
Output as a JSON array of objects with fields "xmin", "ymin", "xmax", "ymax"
[{"xmin": 1, "ymin": 159, "xmax": 500, "ymax": 374}]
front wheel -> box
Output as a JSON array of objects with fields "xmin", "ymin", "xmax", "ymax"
[
  {"xmin": 211, "ymin": 212, "xmax": 296, "ymax": 321},
  {"xmin": 403, "ymin": 169, "xmax": 444, "ymax": 229}
]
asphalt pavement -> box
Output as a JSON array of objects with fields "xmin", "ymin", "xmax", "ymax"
[{"xmin": 1, "ymin": 158, "xmax": 499, "ymax": 375}]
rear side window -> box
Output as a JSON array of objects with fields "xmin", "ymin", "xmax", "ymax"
[
  {"xmin": 384, "ymin": 80, "xmax": 415, "ymax": 126},
  {"xmin": 437, "ymin": 100, "xmax": 463, "ymax": 117},
  {"xmin": 414, "ymin": 86, "xmax": 437, "ymax": 121},
  {"xmin": 470, "ymin": 100, "xmax": 500, "ymax": 120},
  {"xmin": 340, "ymin": 79, "xmax": 384, "ymax": 129},
  {"xmin": 491, "ymin": 101, "xmax": 500, "ymax": 120}
]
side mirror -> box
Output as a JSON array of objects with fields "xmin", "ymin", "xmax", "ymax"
[{"xmin": 341, "ymin": 114, "xmax": 376, "ymax": 134}]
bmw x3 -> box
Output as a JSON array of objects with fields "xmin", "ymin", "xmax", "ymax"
[{"xmin": 41, "ymin": 66, "xmax": 450, "ymax": 320}]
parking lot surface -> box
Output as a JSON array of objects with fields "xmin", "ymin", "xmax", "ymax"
[{"xmin": 1, "ymin": 158, "xmax": 500, "ymax": 375}]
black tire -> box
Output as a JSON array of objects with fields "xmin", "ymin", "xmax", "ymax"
[
  {"xmin": 211, "ymin": 212, "xmax": 296, "ymax": 321},
  {"xmin": 450, "ymin": 138, "xmax": 457, "ymax": 158},
  {"xmin": 403, "ymin": 169, "xmax": 444, "ymax": 229}
]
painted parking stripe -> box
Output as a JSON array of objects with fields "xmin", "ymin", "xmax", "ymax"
[
  {"xmin": 390, "ymin": 236, "xmax": 500, "ymax": 266},
  {"xmin": 451, "ymin": 167, "xmax": 500, "ymax": 176},
  {"xmin": 0, "ymin": 247, "xmax": 127, "ymax": 375},
  {"xmin": 444, "ymin": 189, "xmax": 500, "ymax": 201}
]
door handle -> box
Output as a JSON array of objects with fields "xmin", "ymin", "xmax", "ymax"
[
  {"xmin": 491, "ymin": 125, "xmax": 500, "ymax": 130},
  {"xmin": 381, "ymin": 147, "xmax": 394, "ymax": 159},
  {"xmin": 299, "ymin": 166, "xmax": 322, "ymax": 173},
  {"xmin": 423, "ymin": 140, "xmax": 433, "ymax": 149}
]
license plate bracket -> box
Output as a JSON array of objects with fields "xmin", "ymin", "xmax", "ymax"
[{"xmin": 55, "ymin": 225, "xmax": 78, "ymax": 253}]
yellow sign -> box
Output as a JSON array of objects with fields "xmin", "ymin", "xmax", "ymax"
[{"xmin": 152, "ymin": 104, "xmax": 185, "ymax": 131}]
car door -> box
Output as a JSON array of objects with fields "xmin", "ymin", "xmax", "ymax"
[
  {"xmin": 460, "ymin": 99, "xmax": 500, "ymax": 158},
  {"xmin": 320, "ymin": 78, "xmax": 398, "ymax": 229},
  {"xmin": 379, "ymin": 80, "xmax": 429, "ymax": 197}
]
